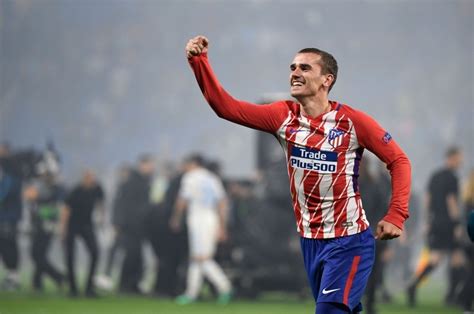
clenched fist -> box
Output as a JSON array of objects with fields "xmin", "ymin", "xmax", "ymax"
[
  {"xmin": 186, "ymin": 35, "xmax": 209, "ymax": 58},
  {"xmin": 375, "ymin": 220, "xmax": 403, "ymax": 240}
]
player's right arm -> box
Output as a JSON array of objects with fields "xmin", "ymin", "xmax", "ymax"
[{"xmin": 186, "ymin": 36, "xmax": 288, "ymax": 133}]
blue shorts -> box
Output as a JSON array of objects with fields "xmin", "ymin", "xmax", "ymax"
[{"xmin": 300, "ymin": 228, "xmax": 375, "ymax": 311}]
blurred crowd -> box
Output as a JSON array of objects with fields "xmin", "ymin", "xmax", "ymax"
[
  {"xmin": 0, "ymin": 140, "xmax": 472, "ymax": 313},
  {"xmin": 0, "ymin": 140, "xmax": 306, "ymax": 302}
]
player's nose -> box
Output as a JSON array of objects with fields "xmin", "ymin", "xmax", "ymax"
[{"xmin": 291, "ymin": 74, "xmax": 303, "ymax": 82}]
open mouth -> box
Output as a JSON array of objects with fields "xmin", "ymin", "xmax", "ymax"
[{"xmin": 291, "ymin": 80, "xmax": 305, "ymax": 87}]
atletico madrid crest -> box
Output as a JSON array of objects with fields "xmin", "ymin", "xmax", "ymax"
[{"xmin": 328, "ymin": 128, "xmax": 345, "ymax": 148}]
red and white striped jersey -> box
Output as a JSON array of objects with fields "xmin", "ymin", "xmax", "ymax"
[{"xmin": 189, "ymin": 53, "xmax": 411, "ymax": 239}]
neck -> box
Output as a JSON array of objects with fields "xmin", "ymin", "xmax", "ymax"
[{"xmin": 297, "ymin": 94, "xmax": 331, "ymax": 118}]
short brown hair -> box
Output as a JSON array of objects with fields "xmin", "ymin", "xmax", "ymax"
[
  {"xmin": 445, "ymin": 146, "xmax": 461, "ymax": 158},
  {"xmin": 298, "ymin": 48, "xmax": 338, "ymax": 92}
]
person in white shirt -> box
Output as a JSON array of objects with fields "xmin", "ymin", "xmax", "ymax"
[{"xmin": 170, "ymin": 154, "xmax": 232, "ymax": 304}]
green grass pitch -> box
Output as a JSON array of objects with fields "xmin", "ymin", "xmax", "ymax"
[{"xmin": 0, "ymin": 289, "xmax": 462, "ymax": 314}]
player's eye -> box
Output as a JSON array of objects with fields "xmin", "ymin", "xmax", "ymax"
[{"xmin": 290, "ymin": 64, "xmax": 296, "ymax": 71}]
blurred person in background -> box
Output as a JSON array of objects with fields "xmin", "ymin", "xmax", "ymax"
[
  {"xmin": 407, "ymin": 147, "xmax": 466, "ymax": 307},
  {"xmin": 0, "ymin": 143, "xmax": 20, "ymax": 177},
  {"xmin": 358, "ymin": 157, "xmax": 391, "ymax": 314},
  {"xmin": 206, "ymin": 159, "xmax": 223, "ymax": 178},
  {"xmin": 459, "ymin": 169, "xmax": 474, "ymax": 313},
  {"xmin": 60, "ymin": 170, "xmax": 105, "ymax": 297},
  {"xmin": 0, "ymin": 144, "xmax": 22, "ymax": 291},
  {"xmin": 170, "ymin": 154, "xmax": 232, "ymax": 305},
  {"xmin": 149, "ymin": 161, "xmax": 188, "ymax": 298},
  {"xmin": 185, "ymin": 36, "xmax": 411, "ymax": 314},
  {"xmin": 24, "ymin": 172, "xmax": 65, "ymax": 292},
  {"xmin": 96, "ymin": 163, "xmax": 132, "ymax": 290},
  {"xmin": 204, "ymin": 159, "xmax": 233, "ymax": 298},
  {"xmin": 145, "ymin": 161, "xmax": 186, "ymax": 298},
  {"xmin": 115, "ymin": 155, "xmax": 154, "ymax": 295},
  {"xmin": 394, "ymin": 192, "xmax": 421, "ymax": 283}
]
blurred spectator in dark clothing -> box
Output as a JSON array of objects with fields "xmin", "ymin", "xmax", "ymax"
[
  {"xmin": 206, "ymin": 160, "xmax": 222, "ymax": 177},
  {"xmin": 227, "ymin": 180, "xmax": 255, "ymax": 236},
  {"xmin": 394, "ymin": 192, "xmax": 420, "ymax": 282},
  {"xmin": 407, "ymin": 147, "xmax": 465, "ymax": 307},
  {"xmin": 60, "ymin": 170, "xmax": 105, "ymax": 297},
  {"xmin": 147, "ymin": 163, "xmax": 188, "ymax": 298},
  {"xmin": 24, "ymin": 173, "xmax": 65, "ymax": 291},
  {"xmin": 115, "ymin": 155, "xmax": 154, "ymax": 294},
  {"xmin": 97, "ymin": 163, "xmax": 131, "ymax": 289},
  {"xmin": 359, "ymin": 156, "xmax": 391, "ymax": 314},
  {"xmin": 0, "ymin": 142, "xmax": 60, "ymax": 180},
  {"xmin": 0, "ymin": 142, "xmax": 20, "ymax": 177},
  {"xmin": 0, "ymin": 143, "xmax": 12, "ymax": 168},
  {"xmin": 459, "ymin": 169, "xmax": 474, "ymax": 312},
  {"xmin": 468, "ymin": 171, "xmax": 474, "ymax": 243},
  {"xmin": 0, "ymin": 158, "xmax": 22, "ymax": 291}
]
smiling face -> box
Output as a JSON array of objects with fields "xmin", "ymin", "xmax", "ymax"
[{"xmin": 289, "ymin": 52, "xmax": 335, "ymax": 99}]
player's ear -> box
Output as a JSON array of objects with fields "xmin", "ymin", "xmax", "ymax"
[{"xmin": 324, "ymin": 74, "xmax": 334, "ymax": 89}]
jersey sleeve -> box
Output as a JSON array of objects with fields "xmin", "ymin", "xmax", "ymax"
[
  {"xmin": 188, "ymin": 53, "xmax": 289, "ymax": 133},
  {"xmin": 350, "ymin": 109, "xmax": 412, "ymax": 230}
]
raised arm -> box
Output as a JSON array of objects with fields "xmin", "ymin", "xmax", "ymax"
[{"xmin": 186, "ymin": 35, "xmax": 289, "ymax": 133}]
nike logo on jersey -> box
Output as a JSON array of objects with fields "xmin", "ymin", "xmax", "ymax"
[{"xmin": 322, "ymin": 287, "xmax": 341, "ymax": 295}]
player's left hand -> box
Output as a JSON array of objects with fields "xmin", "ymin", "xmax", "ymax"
[{"xmin": 375, "ymin": 220, "xmax": 402, "ymax": 240}]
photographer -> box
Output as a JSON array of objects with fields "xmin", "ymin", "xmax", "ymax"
[{"xmin": 24, "ymin": 172, "xmax": 65, "ymax": 292}]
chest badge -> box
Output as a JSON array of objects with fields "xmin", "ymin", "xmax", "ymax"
[{"xmin": 328, "ymin": 128, "xmax": 345, "ymax": 148}]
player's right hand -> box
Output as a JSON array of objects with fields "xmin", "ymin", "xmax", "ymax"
[{"xmin": 186, "ymin": 35, "xmax": 209, "ymax": 58}]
